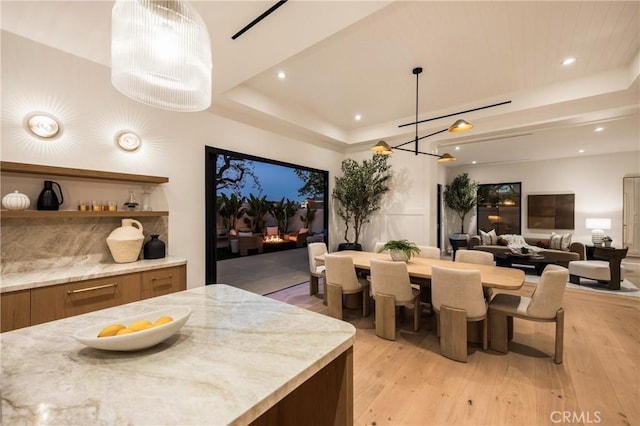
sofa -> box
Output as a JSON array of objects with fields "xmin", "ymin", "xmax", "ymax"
[{"xmin": 468, "ymin": 235, "xmax": 585, "ymax": 267}]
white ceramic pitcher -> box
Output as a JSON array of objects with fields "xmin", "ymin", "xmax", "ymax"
[{"xmin": 106, "ymin": 219, "xmax": 144, "ymax": 263}]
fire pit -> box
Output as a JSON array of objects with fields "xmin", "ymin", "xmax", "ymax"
[{"xmin": 264, "ymin": 235, "xmax": 285, "ymax": 243}]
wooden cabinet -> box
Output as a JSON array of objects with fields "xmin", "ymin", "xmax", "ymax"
[
  {"xmin": 140, "ymin": 266, "xmax": 186, "ymax": 300},
  {"xmin": 31, "ymin": 273, "xmax": 141, "ymax": 326},
  {"xmin": 2, "ymin": 264, "xmax": 186, "ymax": 331},
  {"xmin": 1, "ymin": 290, "xmax": 31, "ymax": 332}
]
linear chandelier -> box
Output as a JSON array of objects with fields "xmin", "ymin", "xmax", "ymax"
[
  {"xmin": 111, "ymin": 0, "xmax": 212, "ymax": 112},
  {"xmin": 372, "ymin": 67, "xmax": 511, "ymax": 162}
]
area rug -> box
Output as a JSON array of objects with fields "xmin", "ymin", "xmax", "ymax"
[{"xmin": 525, "ymin": 274, "xmax": 640, "ymax": 298}]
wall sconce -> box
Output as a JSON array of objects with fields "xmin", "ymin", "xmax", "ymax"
[
  {"xmin": 25, "ymin": 113, "xmax": 61, "ymax": 139},
  {"xmin": 115, "ymin": 131, "xmax": 141, "ymax": 152},
  {"xmin": 585, "ymin": 218, "xmax": 611, "ymax": 246}
]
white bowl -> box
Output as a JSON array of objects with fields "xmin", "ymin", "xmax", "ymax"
[{"xmin": 73, "ymin": 306, "xmax": 191, "ymax": 351}]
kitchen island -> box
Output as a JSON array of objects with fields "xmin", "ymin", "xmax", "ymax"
[{"xmin": 1, "ymin": 284, "xmax": 356, "ymax": 425}]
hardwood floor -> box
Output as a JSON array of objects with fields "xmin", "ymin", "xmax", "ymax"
[{"xmin": 268, "ymin": 281, "xmax": 639, "ymax": 425}]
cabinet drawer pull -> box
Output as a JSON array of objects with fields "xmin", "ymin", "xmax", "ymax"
[{"xmin": 67, "ymin": 283, "xmax": 118, "ymax": 295}]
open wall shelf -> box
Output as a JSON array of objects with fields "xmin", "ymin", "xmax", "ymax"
[
  {"xmin": 1, "ymin": 162, "xmax": 170, "ymax": 219},
  {"xmin": 1, "ymin": 210, "xmax": 168, "ymax": 219},
  {"xmin": 0, "ymin": 161, "xmax": 169, "ymax": 184}
]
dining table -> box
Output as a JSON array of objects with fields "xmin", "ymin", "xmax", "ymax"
[{"xmin": 316, "ymin": 250, "xmax": 525, "ymax": 291}]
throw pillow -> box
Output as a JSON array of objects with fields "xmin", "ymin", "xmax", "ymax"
[
  {"xmin": 480, "ymin": 229, "xmax": 497, "ymax": 245},
  {"xmin": 549, "ymin": 232, "xmax": 572, "ymax": 251},
  {"xmin": 536, "ymin": 240, "xmax": 550, "ymax": 249},
  {"xmin": 266, "ymin": 226, "xmax": 278, "ymax": 236}
]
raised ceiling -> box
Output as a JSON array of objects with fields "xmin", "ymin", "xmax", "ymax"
[{"xmin": 2, "ymin": 1, "xmax": 639, "ymax": 166}]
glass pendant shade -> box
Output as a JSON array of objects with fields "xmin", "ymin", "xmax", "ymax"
[{"xmin": 111, "ymin": 0, "xmax": 212, "ymax": 112}]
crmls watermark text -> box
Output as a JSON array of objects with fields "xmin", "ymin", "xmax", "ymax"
[{"xmin": 550, "ymin": 411, "xmax": 602, "ymax": 423}]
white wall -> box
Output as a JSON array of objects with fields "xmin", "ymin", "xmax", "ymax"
[
  {"xmin": 345, "ymin": 147, "xmax": 439, "ymax": 251},
  {"xmin": 445, "ymin": 151, "xmax": 640, "ymax": 247},
  {"xmin": 0, "ymin": 32, "xmax": 344, "ymax": 288}
]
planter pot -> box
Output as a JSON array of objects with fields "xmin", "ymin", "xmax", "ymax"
[
  {"xmin": 389, "ymin": 250, "xmax": 408, "ymax": 262},
  {"xmin": 337, "ymin": 243, "xmax": 362, "ymax": 252}
]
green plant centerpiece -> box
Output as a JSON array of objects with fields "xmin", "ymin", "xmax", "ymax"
[
  {"xmin": 443, "ymin": 172, "xmax": 478, "ymax": 235},
  {"xmin": 379, "ymin": 239, "xmax": 421, "ymax": 262},
  {"xmin": 332, "ymin": 155, "xmax": 391, "ymax": 250}
]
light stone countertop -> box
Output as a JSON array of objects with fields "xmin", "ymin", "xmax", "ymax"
[
  {"xmin": 0, "ymin": 257, "xmax": 187, "ymax": 293},
  {"xmin": 0, "ymin": 284, "xmax": 356, "ymax": 425}
]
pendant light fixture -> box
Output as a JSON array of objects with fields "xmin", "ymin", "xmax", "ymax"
[
  {"xmin": 372, "ymin": 67, "xmax": 511, "ymax": 161},
  {"xmin": 111, "ymin": 0, "xmax": 212, "ymax": 112}
]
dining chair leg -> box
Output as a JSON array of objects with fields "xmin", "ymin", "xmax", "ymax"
[
  {"xmin": 482, "ymin": 317, "xmax": 488, "ymax": 350},
  {"xmin": 440, "ymin": 305, "xmax": 467, "ymax": 362},
  {"xmin": 554, "ymin": 308, "xmax": 564, "ymax": 364},
  {"xmin": 413, "ymin": 294, "xmax": 420, "ymax": 332},
  {"xmin": 436, "ymin": 312, "xmax": 440, "ymax": 337},
  {"xmin": 362, "ymin": 287, "xmax": 371, "ymax": 317},
  {"xmin": 327, "ymin": 283, "xmax": 343, "ymax": 320},
  {"xmin": 489, "ymin": 310, "xmax": 509, "ymax": 354},
  {"xmin": 309, "ymin": 275, "xmax": 319, "ymax": 296},
  {"xmin": 375, "ymin": 293, "xmax": 396, "ymax": 341}
]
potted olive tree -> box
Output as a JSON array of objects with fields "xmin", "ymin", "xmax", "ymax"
[
  {"xmin": 332, "ymin": 155, "xmax": 391, "ymax": 250},
  {"xmin": 443, "ymin": 173, "xmax": 478, "ymax": 255}
]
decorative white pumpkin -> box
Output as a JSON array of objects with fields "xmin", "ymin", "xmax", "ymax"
[{"xmin": 2, "ymin": 190, "xmax": 31, "ymax": 210}]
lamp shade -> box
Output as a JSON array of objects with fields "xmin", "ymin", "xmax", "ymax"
[
  {"xmin": 448, "ymin": 119, "xmax": 473, "ymax": 133},
  {"xmin": 111, "ymin": 0, "xmax": 212, "ymax": 112},
  {"xmin": 585, "ymin": 218, "xmax": 611, "ymax": 230},
  {"xmin": 437, "ymin": 152, "xmax": 456, "ymax": 162},
  {"xmin": 371, "ymin": 141, "xmax": 393, "ymax": 155}
]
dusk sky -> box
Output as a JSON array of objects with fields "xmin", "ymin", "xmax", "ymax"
[{"xmin": 220, "ymin": 161, "xmax": 305, "ymax": 203}]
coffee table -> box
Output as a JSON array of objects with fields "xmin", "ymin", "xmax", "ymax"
[{"xmin": 494, "ymin": 252, "xmax": 555, "ymax": 276}]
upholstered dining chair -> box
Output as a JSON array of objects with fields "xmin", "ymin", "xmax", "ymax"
[
  {"xmin": 373, "ymin": 241, "xmax": 387, "ymax": 253},
  {"xmin": 431, "ymin": 265, "xmax": 487, "ymax": 362},
  {"xmin": 307, "ymin": 242, "xmax": 327, "ymax": 296},
  {"xmin": 455, "ymin": 250, "xmax": 494, "ymax": 265},
  {"xmin": 415, "ymin": 245, "xmax": 441, "ymax": 259},
  {"xmin": 489, "ymin": 264, "xmax": 569, "ymax": 364},
  {"xmin": 455, "ymin": 249, "xmax": 496, "ymax": 300},
  {"xmin": 369, "ymin": 259, "xmax": 421, "ymax": 340},
  {"xmin": 324, "ymin": 254, "xmax": 370, "ymax": 320}
]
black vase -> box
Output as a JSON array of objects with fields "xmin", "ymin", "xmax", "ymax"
[{"xmin": 144, "ymin": 235, "xmax": 166, "ymax": 259}]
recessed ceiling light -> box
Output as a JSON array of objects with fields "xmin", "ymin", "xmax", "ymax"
[
  {"xmin": 472, "ymin": 160, "xmax": 477, "ymax": 164},
  {"xmin": 454, "ymin": 146, "xmax": 460, "ymax": 151},
  {"xmin": 578, "ymin": 149, "xmax": 585, "ymax": 153},
  {"xmin": 26, "ymin": 113, "xmax": 60, "ymax": 138},
  {"xmin": 354, "ymin": 114, "xmax": 361, "ymax": 121},
  {"xmin": 562, "ymin": 57, "xmax": 577, "ymax": 66},
  {"xmin": 277, "ymin": 71, "xmax": 286, "ymax": 80},
  {"xmin": 594, "ymin": 127, "xmax": 604, "ymax": 132}
]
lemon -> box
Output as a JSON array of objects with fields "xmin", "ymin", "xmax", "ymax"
[
  {"xmin": 97, "ymin": 324, "xmax": 126, "ymax": 338},
  {"xmin": 116, "ymin": 327, "xmax": 136, "ymax": 336},
  {"xmin": 154, "ymin": 316, "xmax": 173, "ymax": 326},
  {"xmin": 129, "ymin": 320, "xmax": 153, "ymax": 331}
]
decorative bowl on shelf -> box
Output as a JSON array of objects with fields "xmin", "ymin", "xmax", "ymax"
[{"xmin": 73, "ymin": 306, "xmax": 191, "ymax": 351}]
